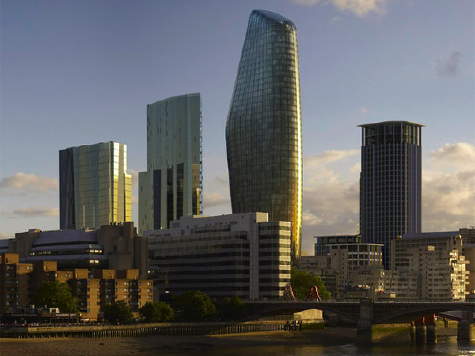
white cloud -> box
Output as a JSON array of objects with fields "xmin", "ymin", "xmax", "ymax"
[
  {"xmin": 0, "ymin": 173, "xmax": 58, "ymax": 193},
  {"xmin": 9, "ymin": 207, "xmax": 59, "ymax": 217},
  {"xmin": 299, "ymin": 143, "xmax": 475, "ymax": 253},
  {"xmin": 436, "ymin": 51, "xmax": 462, "ymax": 77},
  {"xmin": 305, "ymin": 149, "xmax": 359, "ymax": 167},
  {"xmin": 291, "ymin": 0, "xmax": 388, "ymax": 16},
  {"xmin": 432, "ymin": 142, "xmax": 475, "ymax": 164}
]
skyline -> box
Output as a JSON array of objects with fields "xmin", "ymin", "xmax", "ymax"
[{"xmin": 1, "ymin": 0, "xmax": 474, "ymax": 254}]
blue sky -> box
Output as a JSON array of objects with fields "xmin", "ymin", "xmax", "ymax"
[{"xmin": 1, "ymin": 0, "xmax": 474, "ymax": 253}]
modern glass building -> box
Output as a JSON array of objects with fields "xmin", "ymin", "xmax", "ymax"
[
  {"xmin": 139, "ymin": 93, "xmax": 202, "ymax": 234},
  {"xmin": 59, "ymin": 141, "xmax": 132, "ymax": 230},
  {"xmin": 359, "ymin": 121, "xmax": 423, "ymax": 268},
  {"xmin": 226, "ymin": 10, "xmax": 302, "ymax": 259}
]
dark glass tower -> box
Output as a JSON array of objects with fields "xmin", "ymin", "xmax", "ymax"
[
  {"xmin": 226, "ymin": 10, "xmax": 302, "ymax": 259},
  {"xmin": 359, "ymin": 121, "xmax": 423, "ymax": 268}
]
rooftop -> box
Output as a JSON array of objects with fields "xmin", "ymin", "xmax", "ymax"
[{"xmin": 358, "ymin": 121, "xmax": 425, "ymax": 128}]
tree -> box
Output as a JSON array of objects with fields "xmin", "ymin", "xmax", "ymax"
[
  {"xmin": 103, "ymin": 301, "xmax": 133, "ymax": 324},
  {"xmin": 139, "ymin": 302, "xmax": 174, "ymax": 322},
  {"xmin": 217, "ymin": 296, "xmax": 247, "ymax": 321},
  {"xmin": 174, "ymin": 291, "xmax": 216, "ymax": 321},
  {"xmin": 33, "ymin": 281, "xmax": 78, "ymax": 313},
  {"xmin": 291, "ymin": 269, "xmax": 331, "ymax": 300}
]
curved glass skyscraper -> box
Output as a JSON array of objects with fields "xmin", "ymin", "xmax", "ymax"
[{"xmin": 226, "ymin": 10, "xmax": 302, "ymax": 259}]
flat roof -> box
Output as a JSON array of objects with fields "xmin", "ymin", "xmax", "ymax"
[{"xmin": 358, "ymin": 121, "xmax": 425, "ymax": 128}]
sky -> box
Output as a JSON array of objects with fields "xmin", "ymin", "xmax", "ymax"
[{"xmin": 1, "ymin": 0, "xmax": 474, "ymax": 254}]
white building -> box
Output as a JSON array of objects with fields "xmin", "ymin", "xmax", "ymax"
[{"xmin": 146, "ymin": 213, "xmax": 291, "ymax": 300}]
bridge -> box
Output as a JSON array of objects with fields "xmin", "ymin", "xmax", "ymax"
[{"xmin": 245, "ymin": 300, "xmax": 475, "ymax": 343}]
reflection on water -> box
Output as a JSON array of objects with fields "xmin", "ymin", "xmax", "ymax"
[{"xmin": 201, "ymin": 336, "xmax": 475, "ymax": 356}]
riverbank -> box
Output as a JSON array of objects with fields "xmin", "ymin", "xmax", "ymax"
[{"xmin": 0, "ymin": 328, "xmax": 355, "ymax": 356}]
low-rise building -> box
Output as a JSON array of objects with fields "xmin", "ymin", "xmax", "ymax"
[
  {"xmin": 0, "ymin": 253, "xmax": 153, "ymax": 320},
  {"xmin": 3, "ymin": 222, "xmax": 148, "ymax": 278},
  {"xmin": 147, "ymin": 213, "xmax": 291, "ymax": 300},
  {"xmin": 391, "ymin": 231, "xmax": 469, "ymax": 301}
]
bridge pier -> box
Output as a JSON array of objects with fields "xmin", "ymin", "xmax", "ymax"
[
  {"xmin": 424, "ymin": 314, "xmax": 436, "ymax": 344},
  {"xmin": 356, "ymin": 299, "xmax": 373, "ymax": 344},
  {"xmin": 414, "ymin": 317, "xmax": 426, "ymax": 344},
  {"xmin": 457, "ymin": 311, "xmax": 472, "ymax": 344}
]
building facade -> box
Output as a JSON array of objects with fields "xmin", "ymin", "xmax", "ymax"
[
  {"xmin": 147, "ymin": 213, "xmax": 291, "ymax": 301},
  {"xmin": 359, "ymin": 121, "xmax": 423, "ymax": 267},
  {"xmin": 60, "ymin": 141, "xmax": 132, "ymax": 230},
  {"xmin": 4, "ymin": 222, "xmax": 148, "ymax": 278},
  {"xmin": 226, "ymin": 10, "xmax": 302, "ymax": 260},
  {"xmin": 139, "ymin": 93, "xmax": 202, "ymax": 234},
  {"xmin": 460, "ymin": 228, "xmax": 475, "ymax": 295},
  {"xmin": 0, "ymin": 254, "xmax": 153, "ymax": 320},
  {"xmin": 391, "ymin": 232, "xmax": 468, "ymax": 301}
]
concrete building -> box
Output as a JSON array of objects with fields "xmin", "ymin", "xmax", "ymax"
[
  {"xmin": 147, "ymin": 213, "xmax": 291, "ymax": 300},
  {"xmin": 226, "ymin": 10, "xmax": 303, "ymax": 260},
  {"xmin": 60, "ymin": 141, "xmax": 132, "ymax": 230},
  {"xmin": 0, "ymin": 254, "xmax": 153, "ymax": 320},
  {"xmin": 359, "ymin": 121, "xmax": 423, "ymax": 267},
  {"xmin": 4, "ymin": 222, "xmax": 148, "ymax": 278},
  {"xmin": 459, "ymin": 228, "xmax": 475, "ymax": 295},
  {"xmin": 391, "ymin": 231, "xmax": 469, "ymax": 301},
  {"xmin": 300, "ymin": 236, "xmax": 383, "ymax": 298},
  {"xmin": 139, "ymin": 93, "xmax": 202, "ymax": 234}
]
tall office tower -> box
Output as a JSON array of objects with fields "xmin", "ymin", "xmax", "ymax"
[
  {"xmin": 138, "ymin": 93, "xmax": 202, "ymax": 233},
  {"xmin": 226, "ymin": 10, "xmax": 303, "ymax": 260},
  {"xmin": 359, "ymin": 121, "xmax": 423, "ymax": 268},
  {"xmin": 59, "ymin": 142, "xmax": 132, "ymax": 230}
]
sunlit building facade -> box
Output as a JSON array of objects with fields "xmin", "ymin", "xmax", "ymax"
[
  {"xmin": 59, "ymin": 142, "xmax": 132, "ymax": 230},
  {"xmin": 359, "ymin": 121, "xmax": 423, "ymax": 268},
  {"xmin": 139, "ymin": 93, "xmax": 202, "ymax": 234},
  {"xmin": 226, "ymin": 10, "xmax": 302, "ymax": 260}
]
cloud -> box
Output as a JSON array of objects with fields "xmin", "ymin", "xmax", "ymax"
[
  {"xmin": 291, "ymin": 0, "xmax": 387, "ymax": 16},
  {"xmin": 299, "ymin": 142, "xmax": 475, "ymax": 254},
  {"xmin": 10, "ymin": 208, "xmax": 59, "ymax": 217},
  {"xmin": 204, "ymin": 192, "xmax": 230, "ymax": 209},
  {"xmin": 436, "ymin": 51, "xmax": 462, "ymax": 77},
  {"xmin": 305, "ymin": 149, "xmax": 359, "ymax": 167},
  {"xmin": 0, "ymin": 173, "xmax": 58, "ymax": 193},
  {"xmin": 432, "ymin": 142, "xmax": 475, "ymax": 164}
]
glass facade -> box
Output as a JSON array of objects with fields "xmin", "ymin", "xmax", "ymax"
[
  {"xmin": 226, "ymin": 10, "xmax": 302, "ymax": 260},
  {"xmin": 59, "ymin": 142, "xmax": 132, "ymax": 230},
  {"xmin": 359, "ymin": 121, "xmax": 423, "ymax": 268},
  {"xmin": 138, "ymin": 93, "xmax": 202, "ymax": 234}
]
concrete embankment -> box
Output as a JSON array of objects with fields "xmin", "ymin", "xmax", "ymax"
[{"xmin": 0, "ymin": 320, "xmax": 292, "ymax": 338}]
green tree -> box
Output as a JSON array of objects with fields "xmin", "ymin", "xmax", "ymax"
[
  {"xmin": 291, "ymin": 269, "xmax": 331, "ymax": 300},
  {"xmin": 103, "ymin": 301, "xmax": 133, "ymax": 324},
  {"xmin": 174, "ymin": 291, "xmax": 217, "ymax": 321},
  {"xmin": 217, "ymin": 296, "xmax": 247, "ymax": 321},
  {"xmin": 139, "ymin": 301, "xmax": 174, "ymax": 322},
  {"xmin": 33, "ymin": 281, "xmax": 78, "ymax": 313}
]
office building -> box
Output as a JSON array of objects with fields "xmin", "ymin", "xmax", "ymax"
[
  {"xmin": 359, "ymin": 121, "xmax": 423, "ymax": 267},
  {"xmin": 147, "ymin": 213, "xmax": 291, "ymax": 300},
  {"xmin": 0, "ymin": 254, "xmax": 153, "ymax": 320},
  {"xmin": 59, "ymin": 141, "xmax": 132, "ymax": 230},
  {"xmin": 226, "ymin": 10, "xmax": 303, "ymax": 260},
  {"xmin": 391, "ymin": 231, "xmax": 468, "ymax": 301},
  {"xmin": 139, "ymin": 93, "xmax": 202, "ymax": 234},
  {"xmin": 4, "ymin": 222, "xmax": 148, "ymax": 278}
]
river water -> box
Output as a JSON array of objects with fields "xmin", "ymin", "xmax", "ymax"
[{"xmin": 202, "ymin": 337, "xmax": 475, "ymax": 356}]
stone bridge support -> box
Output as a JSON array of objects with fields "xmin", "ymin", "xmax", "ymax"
[
  {"xmin": 457, "ymin": 311, "xmax": 472, "ymax": 344},
  {"xmin": 424, "ymin": 314, "xmax": 436, "ymax": 344},
  {"xmin": 356, "ymin": 299, "xmax": 373, "ymax": 344}
]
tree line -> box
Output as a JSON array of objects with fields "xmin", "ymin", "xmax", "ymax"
[{"xmin": 32, "ymin": 268, "xmax": 330, "ymax": 324}]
